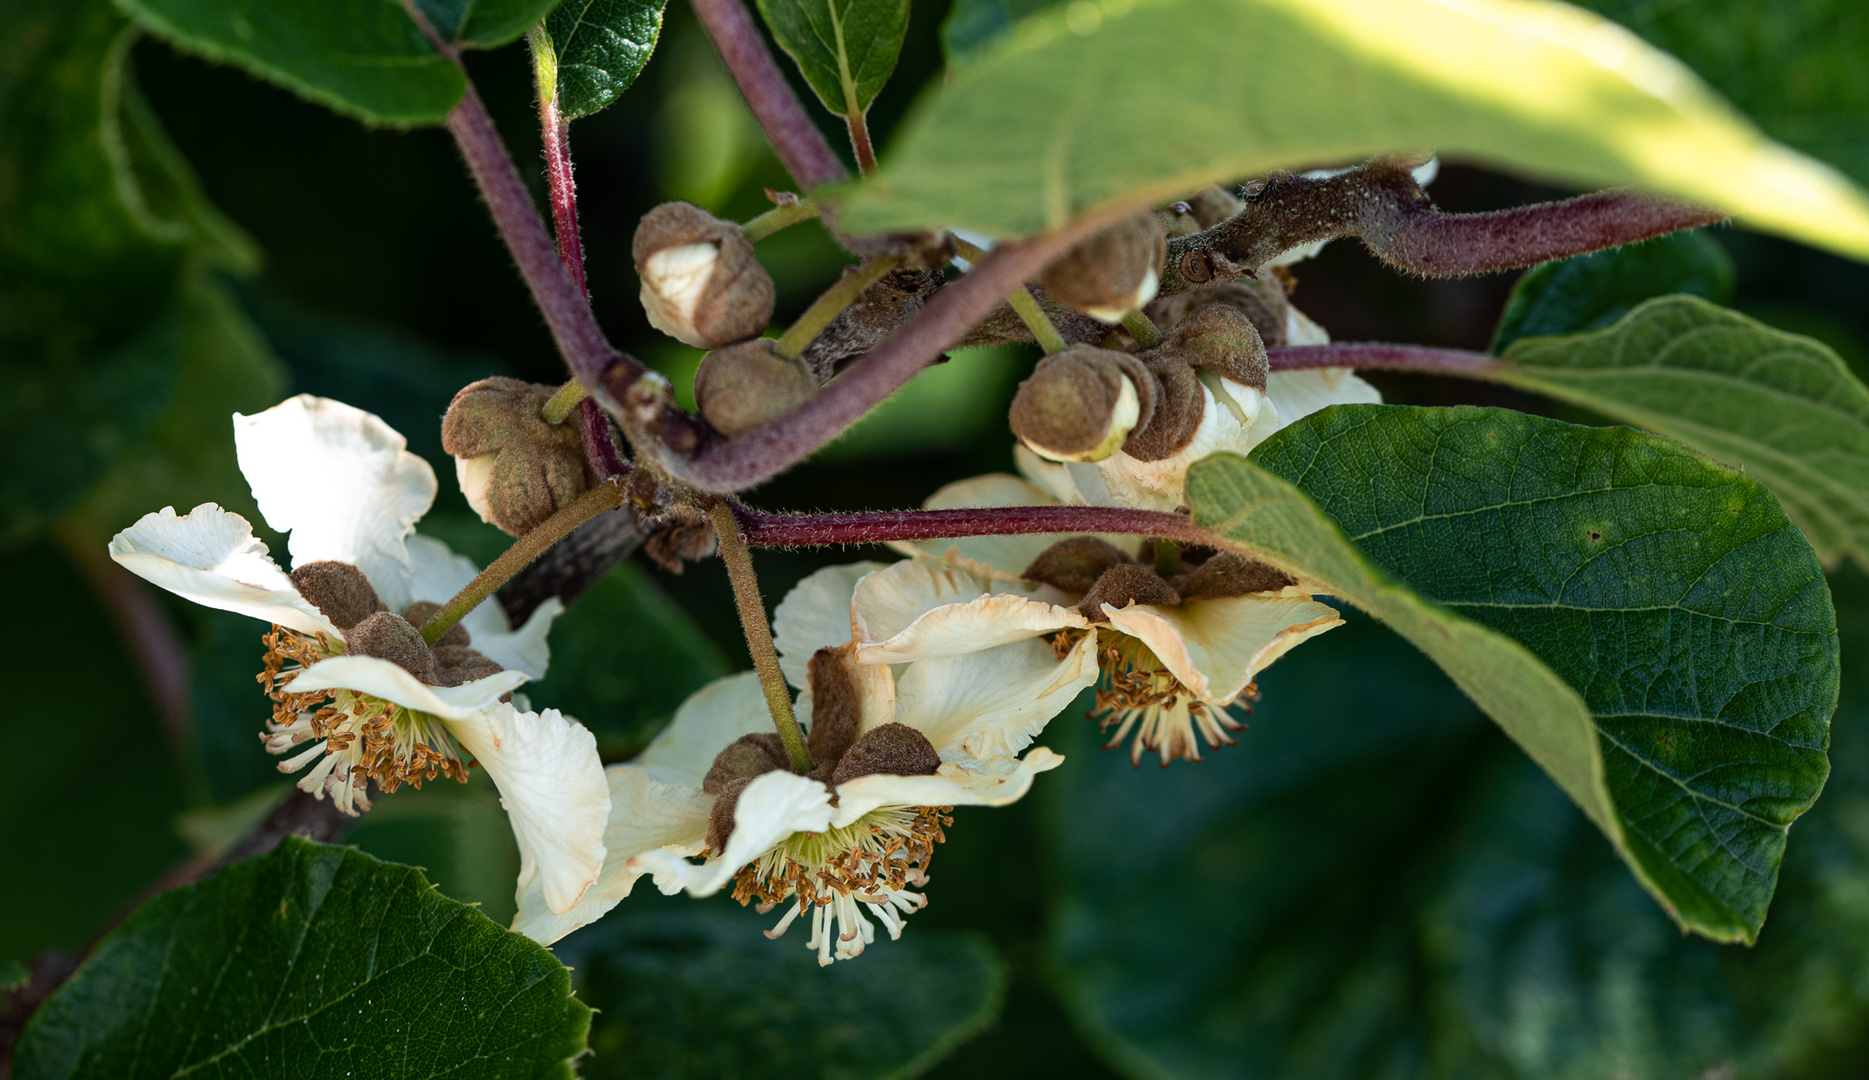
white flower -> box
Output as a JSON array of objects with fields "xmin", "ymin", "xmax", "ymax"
[
  {"xmin": 108, "ymin": 395, "xmax": 608, "ymax": 916},
  {"xmin": 889, "ymin": 474, "xmax": 1342, "ymax": 765},
  {"xmin": 512, "ymin": 561, "xmax": 1098, "ymax": 959},
  {"xmin": 1026, "ymin": 303, "xmax": 1380, "ymax": 512}
]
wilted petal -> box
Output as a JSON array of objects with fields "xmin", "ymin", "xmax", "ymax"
[
  {"xmin": 629, "ymin": 769, "xmax": 832, "ymax": 897},
  {"xmin": 893, "ymin": 632, "xmax": 1098, "ymax": 767},
  {"xmin": 1103, "ymin": 591, "xmax": 1343, "ymax": 704},
  {"xmin": 449, "ymin": 704, "xmax": 609, "ymax": 915},
  {"xmin": 234, "ymin": 395, "xmax": 437, "ymax": 611},
  {"xmin": 830, "ymin": 747, "xmax": 1065, "ymax": 828},
  {"xmin": 853, "ymin": 560, "xmax": 1084, "ymax": 663},
  {"xmin": 772, "ymin": 562, "xmax": 886, "ymax": 688},
  {"xmin": 512, "ymin": 764, "xmax": 712, "ymax": 945},
  {"xmin": 109, "ymin": 504, "xmax": 337, "ymax": 638},
  {"xmin": 286, "ymin": 655, "xmax": 525, "ymax": 720},
  {"xmin": 637, "ymin": 671, "xmax": 781, "ymax": 788}
]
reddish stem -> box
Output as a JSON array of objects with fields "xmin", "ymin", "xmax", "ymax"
[
  {"xmin": 578, "ymin": 396, "xmax": 630, "ymax": 479},
  {"xmin": 846, "ymin": 113, "xmax": 876, "ymax": 175},
  {"xmin": 538, "ymin": 111, "xmax": 587, "ymax": 296},
  {"xmin": 737, "ymin": 505, "xmax": 1208, "ymax": 548},
  {"xmin": 1267, "ymin": 342, "xmax": 1505, "ymax": 377},
  {"xmin": 690, "ymin": 0, "xmax": 848, "ymax": 189}
]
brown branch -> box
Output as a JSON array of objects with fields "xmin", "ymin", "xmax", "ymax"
[
  {"xmin": 1267, "ymin": 342, "xmax": 1506, "ymax": 377},
  {"xmin": 1161, "ymin": 159, "xmax": 1728, "ymax": 295},
  {"xmin": 738, "ymin": 504, "xmax": 1208, "ymax": 548},
  {"xmin": 691, "ymin": 0, "xmax": 848, "ymax": 189}
]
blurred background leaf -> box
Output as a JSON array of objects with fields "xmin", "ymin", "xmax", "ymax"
[{"xmin": 1489, "ymin": 229, "xmax": 1734, "ymax": 352}]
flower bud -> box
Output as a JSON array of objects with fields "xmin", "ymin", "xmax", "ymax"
[
  {"xmin": 633, "ymin": 202, "xmax": 775, "ymax": 349},
  {"xmin": 441, "ymin": 378, "xmax": 595, "ymax": 537},
  {"xmin": 345, "ymin": 611, "xmax": 438, "ymax": 684},
  {"xmin": 693, "ymin": 339, "xmax": 818, "ymax": 438},
  {"xmin": 1039, "ymin": 212, "xmax": 1166, "ymax": 322},
  {"xmin": 1160, "ymin": 304, "xmax": 1268, "ymax": 390},
  {"xmin": 1008, "ymin": 346, "xmax": 1156, "ymax": 463}
]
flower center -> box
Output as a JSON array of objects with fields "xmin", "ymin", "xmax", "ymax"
[
  {"xmin": 1052, "ymin": 628, "xmax": 1256, "ymax": 767},
  {"xmin": 731, "ymin": 805, "xmax": 951, "ymax": 966},
  {"xmin": 260, "ymin": 627, "xmax": 470, "ymax": 816}
]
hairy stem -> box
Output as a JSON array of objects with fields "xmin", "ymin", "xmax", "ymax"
[
  {"xmin": 528, "ymin": 25, "xmax": 588, "ymax": 297},
  {"xmin": 709, "ymin": 502, "xmax": 812, "ymax": 772},
  {"xmin": 773, "ymin": 253, "xmax": 908, "ymax": 359},
  {"xmin": 743, "ymin": 197, "xmax": 818, "ymax": 242},
  {"xmin": 1160, "ymin": 159, "xmax": 1728, "ymax": 296},
  {"xmin": 542, "ymin": 379, "xmax": 590, "ymax": 424},
  {"xmin": 1266, "ymin": 342, "xmax": 1505, "ymax": 377},
  {"xmin": 691, "ymin": 0, "xmax": 848, "ymax": 189},
  {"xmin": 578, "ymin": 397, "xmax": 630, "ymax": 479},
  {"xmin": 846, "ymin": 112, "xmax": 876, "ymax": 175},
  {"xmin": 1121, "ymin": 309, "xmax": 1163, "ymax": 348},
  {"xmin": 737, "ymin": 504, "xmax": 1209, "ymax": 547},
  {"xmin": 422, "ymin": 480, "xmax": 625, "ymax": 644}
]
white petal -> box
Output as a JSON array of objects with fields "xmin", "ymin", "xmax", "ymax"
[
  {"xmin": 1286, "ymin": 302, "xmax": 1332, "ymax": 346},
  {"xmin": 512, "ymin": 765, "xmax": 711, "ymax": 945},
  {"xmin": 286, "ymin": 655, "xmax": 526, "ymax": 720},
  {"xmin": 829, "ymin": 747, "xmax": 1064, "ymax": 828},
  {"xmin": 1103, "ymin": 591, "xmax": 1344, "ymax": 704},
  {"xmin": 852, "ymin": 560, "xmax": 1084, "ymax": 663},
  {"xmin": 893, "ymin": 633, "xmax": 1099, "ymax": 767},
  {"xmin": 637, "ymin": 671, "xmax": 782, "ymax": 788},
  {"xmin": 406, "ymin": 533, "xmax": 480, "ymax": 610},
  {"xmin": 470, "ymin": 598, "xmax": 561, "ymax": 681},
  {"xmin": 233, "ymin": 395, "xmax": 437, "ymax": 611},
  {"xmin": 1258, "ymin": 369, "xmax": 1383, "ymax": 448},
  {"xmin": 1014, "ymin": 444, "xmax": 1086, "ymax": 504},
  {"xmin": 629, "ymin": 769, "xmax": 832, "ymax": 897},
  {"xmin": 1095, "ymin": 379, "xmax": 1264, "ymax": 513},
  {"xmin": 772, "ymin": 562, "xmax": 887, "ymax": 688},
  {"xmin": 449, "ymin": 704, "xmax": 609, "ymax": 915},
  {"xmin": 109, "ymin": 505, "xmax": 337, "ymax": 638}
]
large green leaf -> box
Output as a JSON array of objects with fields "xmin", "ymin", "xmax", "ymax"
[
  {"xmin": 1573, "ymin": 0, "xmax": 1869, "ymax": 189},
  {"xmin": 14, "ymin": 838, "xmax": 589, "ymax": 1080},
  {"xmin": 557, "ymin": 897, "xmax": 1005, "ymax": 1078},
  {"xmin": 1044, "ymin": 604, "xmax": 1869, "ymax": 1079},
  {"xmin": 544, "ymin": 0, "xmax": 667, "ymax": 120},
  {"xmin": 838, "ymin": 0, "xmax": 1869, "ymax": 262},
  {"xmin": 1188, "ymin": 405, "xmax": 1837, "ymax": 941},
  {"xmin": 416, "ymin": 0, "xmax": 562, "ymax": 48},
  {"xmin": 755, "ymin": 0, "xmax": 909, "ymax": 120},
  {"xmin": 117, "ymin": 0, "xmax": 463, "ymax": 126},
  {"xmin": 939, "ymin": 0, "xmax": 1053, "ymax": 68},
  {"xmin": 1494, "ymin": 296, "xmax": 1869, "ymax": 574},
  {"xmin": 1489, "ymin": 229, "xmax": 1733, "ymax": 352}
]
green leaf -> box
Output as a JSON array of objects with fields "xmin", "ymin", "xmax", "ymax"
[
  {"xmin": 1574, "ymin": 0, "xmax": 1869, "ymax": 189},
  {"xmin": 838, "ymin": 0, "xmax": 1869, "ymax": 262},
  {"xmin": 755, "ymin": 0, "xmax": 909, "ymax": 119},
  {"xmin": 544, "ymin": 0, "xmax": 667, "ymax": 120},
  {"xmin": 1189, "ymin": 405, "xmax": 1837, "ymax": 941},
  {"xmin": 1493, "ymin": 297, "xmax": 1869, "ymax": 576},
  {"xmin": 940, "ymin": 0, "xmax": 1054, "ymax": 67},
  {"xmin": 1490, "ymin": 230, "xmax": 1733, "ymax": 352},
  {"xmin": 524, "ymin": 560, "xmax": 730, "ymax": 758},
  {"xmin": 344, "ymin": 775, "xmax": 525, "ymax": 925},
  {"xmin": 558, "ymin": 898, "xmax": 1005, "ymax": 1078},
  {"xmin": 14, "ymin": 838, "xmax": 589, "ymax": 1080},
  {"xmin": 116, "ymin": 0, "xmax": 464, "ymax": 126},
  {"xmin": 0, "ymin": 960, "xmax": 27, "ymax": 993},
  {"xmin": 1044, "ymin": 605, "xmax": 1869, "ymax": 1078},
  {"xmin": 417, "ymin": 0, "xmax": 561, "ymax": 48}
]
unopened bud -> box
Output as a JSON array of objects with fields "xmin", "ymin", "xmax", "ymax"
[
  {"xmin": 694, "ymin": 339, "xmax": 817, "ymax": 438},
  {"xmin": 1160, "ymin": 304, "xmax": 1268, "ymax": 390},
  {"xmin": 442, "ymin": 378, "xmax": 595, "ymax": 537},
  {"xmin": 345, "ymin": 612, "xmax": 438, "ymax": 684},
  {"xmin": 633, "ymin": 202, "xmax": 775, "ymax": 349},
  {"xmin": 1039, "ymin": 212, "xmax": 1166, "ymax": 322},
  {"xmin": 1008, "ymin": 346, "xmax": 1155, "ymax": 463}
]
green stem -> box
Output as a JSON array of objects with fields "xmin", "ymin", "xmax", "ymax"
[
  {"xmin": 954, "ymin": 237, "xmax": 1066, "ymax": 354},
  {"xmin": 772, "ymin": 253, "xmax": 908, "ymax": 360},
  {"xmin": 742, "ymin": 198, "xmax": 817, "ymax": 243},
  {"xmin": 420, "ymin": 480, "xmax": 624, "ymax": 645},
  {"xmin": 1121, "ymin": 309, "xmax": 1164, "ymax": 349},
  {"xmin": 540, "ymin": 379, "xmax": 589, "ymax": 424},
  {"xmin": 708, "ymin": 502, "xmax": 812, "ymax": 772}
]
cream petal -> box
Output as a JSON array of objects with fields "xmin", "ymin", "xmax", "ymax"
[
  {"xmin": 1103, "ymin": 591, "xmax": 1344, "ymax": 704},
  {"xmin": 771, "ymin": 562, "xmax": 887, "ymax": 688},
  {"xmin": 449, "ymin": 704, "xmax": 609, "ymax": 915},
  {"xmin": 637, "ymin": 671, "xmax": 782, "ymax": 788},
  {"xmin": 829, "ymin": 747, "xmax": 1064, "ymax": 828},
  {"xmin": 886, "ymin": 474, "xmax": 1072, "ymax": 581},
  {"xmin": 286, "ymin": 656, "xmax": 526, "ymax": 720},
  {"xmin": 233, "ymin": 395, "xmax": 437, "ymax": 611},
  {"xmin": 1096, "ymin": 379, "xmax": 1265, "ymax": 513},
  {"xmin": 892, "ymin": 633, "xmax": 1099, "ymax": 767},
  {"xmin": 628, "ymin": 769, "xmax": 832, "ymax": 897},
  {"xmin": 1258, "ymin": 369, "xmax": 1382, "ymax": 448},
  {"xmin": 1285, "ymin": 303, "xmax": 1332, "ymax": 346},
  {"xmin": 1014, "ymin": 444, "xmax": 1086, "ymax": 505},
  {"xmin": 109, "ymin": 505, "xmax": 338, "ymax": 638},
  {"xmin": 512, "ymin": 764, "xmax": 712, "ymax": 945},
  {"xmin": 852, "ymin": 560, "xmax": 1083, "ymax": 663},
  {"xmin": 406, "ymin": 534, "xmax": 479, "ymax": 609},
  {"xmin": 470, "ymin": 598, "xmax": 562, "ymax": 682}
]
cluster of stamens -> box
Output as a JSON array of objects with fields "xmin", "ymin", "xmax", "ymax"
[
  {"xmin": 731, "ymin": 806, "xmax": 950, "ymax": 966},
  {"xmin": 1053, "ymin": 628, "xmax": 1255, "ymax": 767},
  {"xmin": 259, "ymin": 627, "xmax": 469, "ymax": 816}
]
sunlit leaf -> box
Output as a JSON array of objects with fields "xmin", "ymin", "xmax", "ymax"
[
  {"xmin": 545, "ymin": 0, "xmax": 668, "ymax": 120},
  {"xmin": 840, "ymin": 0, "xmax": 1869, "ymax": 262},
  {"xmin": 755, "ymin": 0, "xmax": 909, "ymax": 119}
]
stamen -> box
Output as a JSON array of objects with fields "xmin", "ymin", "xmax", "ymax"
[{"xmin": 1057, "ymin": 628, "xmax": 1257, "ymax": 767}]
